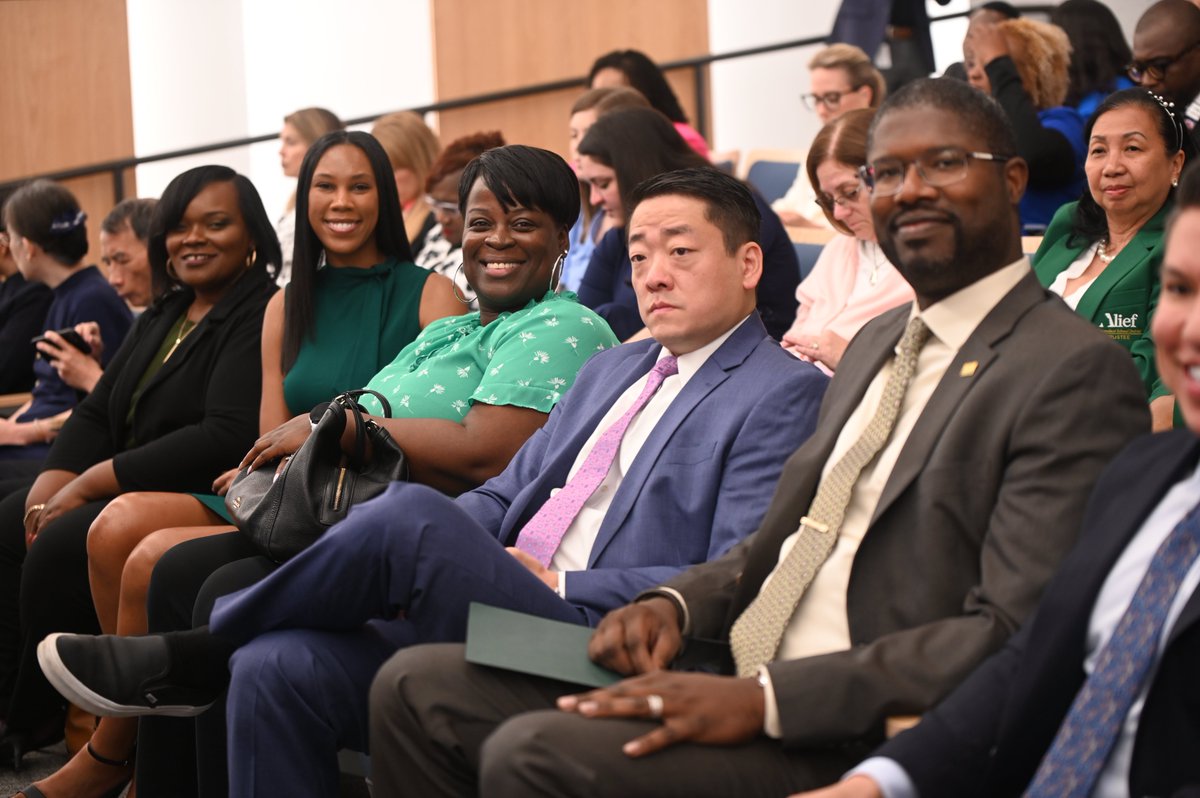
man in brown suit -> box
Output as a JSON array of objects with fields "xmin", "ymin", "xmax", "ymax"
[{"xmin": 365, "ymin": 78, "xmax": 1150, "ymax": 797}]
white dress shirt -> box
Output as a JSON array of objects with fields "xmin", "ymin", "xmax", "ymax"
[
  {"xmin": 547, "ymin": 319, "xmax": 745, "ymax": 596},
  {"xmin": 857, "ymin": 460, "xmax": 1200, "ymax": 798},
  {"xmin": 759, "ymin": 258, "xmax": 1032, "ymax": 736}
]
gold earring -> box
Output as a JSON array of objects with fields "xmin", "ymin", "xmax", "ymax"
[
  {"xmin": 246, "ymin": 249, "xmax": 257, "ymax": 270},
  {"xmin": 165, "ymin": 258, "xmax": 180, "ymax": 282},
  {"xmin": 451, "ymin": 261, "xmax": 470, "ymax": 305}
]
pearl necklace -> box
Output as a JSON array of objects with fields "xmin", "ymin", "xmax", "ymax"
[{"xmin": 1096, "ymin": 240, "xmax": 1116, "ymax": 265}]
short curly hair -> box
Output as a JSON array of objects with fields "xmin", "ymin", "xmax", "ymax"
[{"xmin": 1001, "ymin": 18, "xmax": 1072, "ymax": 110}]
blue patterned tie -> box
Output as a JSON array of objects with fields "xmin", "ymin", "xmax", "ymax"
[{"xmin": 1025, "ymin": 502, "xmax": 1200, "ymax": 798}]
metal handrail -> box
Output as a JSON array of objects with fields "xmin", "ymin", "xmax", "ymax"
[{"xmin": 0, "ymin": 4, "xmax": 1052, "ymax": 200}]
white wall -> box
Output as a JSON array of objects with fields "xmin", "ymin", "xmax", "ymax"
[
  {"xmin": 126, "ymin": 0, "xmax": 251, "ymax": 196},
  {"xmin": 706, "ymin": 0, "xmax": 1153, "ymax": 162},
  {"xmin": 127, "ymin": 0, "xmax": 434, "ymax": 221},
  {"xmin": 126, "ymin": 0, "xmax": 1155, "ymax": 210},
  {"xmin": 707, "ymin": 0, "xmax": 837, "ymax": 161},
  {"xmin": 707, "ymin": 0, "xmax": 976, "ymax": 161}
]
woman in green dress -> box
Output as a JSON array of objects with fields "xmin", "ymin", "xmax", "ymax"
[
  {"xmin": 23, "ymin": 132, "xmax": 464, "ymax": 797},
  {"xmin": 67, "ymin": 145, "xmax": 616, "ymax": 797}
]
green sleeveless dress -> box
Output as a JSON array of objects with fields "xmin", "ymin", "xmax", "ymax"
[{"xmin": 197, "ymin": 258, "xmax": 431, "ymax": 520}]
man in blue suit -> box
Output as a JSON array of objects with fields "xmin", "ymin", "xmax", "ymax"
[{"xmin": 39, "ymin": 168, "xmax": 828, "ymax": 797}]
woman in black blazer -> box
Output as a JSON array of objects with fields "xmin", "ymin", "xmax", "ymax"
[{"xmin": 0, "ymin": 165, "xmax": 279, "ymax": 778}]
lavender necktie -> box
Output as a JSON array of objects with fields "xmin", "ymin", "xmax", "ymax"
[
  {"xmin": 1025, "ymin": 502, "xmax": 1200, "ymax": 797},
  {"xmin": 514, "ymin": 355, "xmax": 679, "ymax": 567}
]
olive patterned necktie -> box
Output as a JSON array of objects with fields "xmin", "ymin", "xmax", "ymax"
[{"xmin": 730, "ymin": 317, "xmax": 932, "ymax": 677}]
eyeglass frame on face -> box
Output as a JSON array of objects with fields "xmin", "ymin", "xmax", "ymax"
[
  {"xmin": 815, "ymin": 180, "xmax": 864, "ymax": 211},
  {"xmin": 800, "ymin": 87, "xmax": 863, "ymax": 112},
  {"xmin": 423, "ymin": 195, "xmax": 461, "ymax": 215},
  {"xmin": 1126, "ymin": 41, "xmax": 1200, "ymax": 84},
  {"xmin": 858, "ymin": 147, "xmax": 1010, "ymax": 197}
]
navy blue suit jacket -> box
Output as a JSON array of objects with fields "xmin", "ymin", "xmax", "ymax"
[
  {"xmin": 881, "ymin": 430, "xmax": 1200, "ymax": 797},
  {"xmin": 456, "ymin": 313, "xmax": 828, "ymax": 624}
]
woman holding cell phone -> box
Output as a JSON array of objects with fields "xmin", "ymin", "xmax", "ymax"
[
  {"xmin": 0, "ymin": 182, "xmax": 133, "ymax": 476},
  {"xmin": 31, "ymin": 199, "xmax": 160, "ymax": 399}
]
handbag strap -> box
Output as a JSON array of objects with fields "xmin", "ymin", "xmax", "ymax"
[
  {"xmin": 338, "ymin": 388, "xmax": 393, "ymax": 418},
  {"xmin": 333, "ymin": 389, "xmax": 392, "ymax": 469}
]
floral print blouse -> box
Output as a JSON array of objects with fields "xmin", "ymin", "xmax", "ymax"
[{"xmin": 360, "ymin": 291, "xmax": 618, "ymax": 421}]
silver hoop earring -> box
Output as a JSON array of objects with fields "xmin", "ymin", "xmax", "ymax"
[
  {"xmin": 548, "ymin": 251, "xmax": 566, "ymax": 294},
  {"xmin": 451, "ymin": 261, "xmax": 471, "ymax": 305}
]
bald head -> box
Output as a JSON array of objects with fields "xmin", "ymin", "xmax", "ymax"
[{"xmin": 1133, "ymin": 0, "xmax": 1200, "ymax": 104}]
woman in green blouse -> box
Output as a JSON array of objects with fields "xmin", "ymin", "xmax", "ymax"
[
  {"xmin": 242, "ymin": 143, "xmax": 619, "ymax": 492},
  {"xmin": 63, "ymin": 145, "xmax": 617, "ymax": 798}
]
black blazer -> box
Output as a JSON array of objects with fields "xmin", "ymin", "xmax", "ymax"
[
  {"xmin": 881, "ymin": 430, "xmax": 1200, "ymax": 798},
  {"xmin": 43, "ymin": 269, "xmax": 276, "ymax": 493},
  {"xmin": 0, "ymin": 273, "xmax": 53, "ymax": 394}
]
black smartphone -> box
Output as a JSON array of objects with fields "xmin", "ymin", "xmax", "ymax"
[{"xmin": 32, "ymin": 328, "xmax": 92, "ymax": 360}]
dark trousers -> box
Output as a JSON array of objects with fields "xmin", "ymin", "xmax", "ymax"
[
  {"xmin": 136, "ymin": 529, "xmax": 269, "ymax": 798},
  {"xmin": 0, "ymin": 483, "xmax": 108, "ymax": 728},
  {"xmin": 142, "ymin": 482, "xmax": 586, "ymax": 798},
  {"xmin": 216, "ymin": 483, "xmax": 586, "ymax": 797},
  {"xmin": 371, "ymin": 643, "xmax": 868, "ymax": 798}
]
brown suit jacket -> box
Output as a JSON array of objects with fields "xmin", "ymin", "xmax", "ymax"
[{"xmin": 663, "ymin": 271, "xmax": 1150, "ymax": 749}]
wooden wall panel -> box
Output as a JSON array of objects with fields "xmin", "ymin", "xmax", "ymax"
[
  {"xmin": 430, "ymin": 0, "xmax": 709, "ymax": 158},
  {"xmin": 0, "ymin": 0, "xmax": 136, "ymax": 260}
]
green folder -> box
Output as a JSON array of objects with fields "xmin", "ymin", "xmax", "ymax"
[{"xmin": 464, "ymin": 602, "xmax": 621, "ymax": 688}]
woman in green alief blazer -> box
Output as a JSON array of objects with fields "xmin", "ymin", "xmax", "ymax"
[{"xmin": 1032, "ymin": 88, "xmax": 1189, "ymax": 430}]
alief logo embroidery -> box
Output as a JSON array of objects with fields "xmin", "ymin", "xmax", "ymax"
[{"xmin": 1102, "ymin": 312, "xmax": 1140, "ymax": 341}]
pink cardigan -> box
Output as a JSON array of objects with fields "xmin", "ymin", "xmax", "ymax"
[{"xmin": 781, "ymin": 234, "xmax": 914, "ymax": 373}]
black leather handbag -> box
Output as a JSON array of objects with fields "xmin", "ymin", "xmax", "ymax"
[{"xmin": 225, "ymin": 389, "xmax": 408, "ymax": 562}]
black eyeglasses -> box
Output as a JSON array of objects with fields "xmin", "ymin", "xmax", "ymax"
[
  {"xmin": 800, "ymin": 88, "xmax": 861, "ymax": 112},
  {"xmin": 859, "ymin": 147, "xmax": 1009, "ymax": 196},
  {"xmin": 815, "ymin": 183, "xmax": 863, "ymax": 211},
  {"xmin": 1127, "ymin": 41, "xmax": 1200, "ymax": 84}
]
